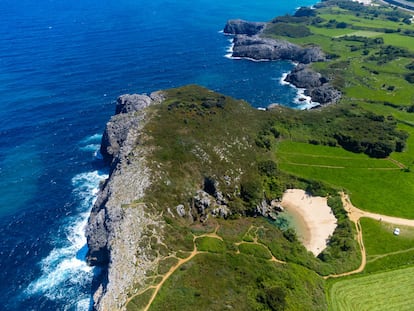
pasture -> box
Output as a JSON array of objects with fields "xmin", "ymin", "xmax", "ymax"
[
  {"xmin": 361, "ymin": 218, "xmax": 414, "ymax": 272},
  {"xmin": 329, "ymin": 266, "xmax": 414, "ymax": 311},
  {"xmin": 276, "ymin": 141, "xmax": 414, "ymax": 218}
]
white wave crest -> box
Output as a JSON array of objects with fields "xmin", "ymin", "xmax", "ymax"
[{"xmin": 25, "ymin": 170, "xmax": 108, "ymax": 310}]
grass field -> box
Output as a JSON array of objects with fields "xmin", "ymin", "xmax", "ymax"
[
  {"xmin": 276, "ymin": 141, "xmax": 414, "ymax": 218},
  {"xmin": 329, "ymin": 266, "xmax": 414, "ymax": 311},
  {"xmin": 360, "ymin": 218, "xmax": 414, "ymax": 272}
]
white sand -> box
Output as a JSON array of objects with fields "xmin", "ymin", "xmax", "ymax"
[{"xmin": 281, "ymin": 189, "xmax": 337, "ymax": 256}]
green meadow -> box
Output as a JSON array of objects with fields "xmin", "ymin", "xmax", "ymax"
[
  {"xmin": 277, "ymin": 141, "xmax": 414, "ymax": 218},
  {"xmin": 329, "ymin": 266, "xmax": 414, "ymax": 311},
  {"xmin": 361, "ymin": 218, "xmax": 414, "ymax": 272}
]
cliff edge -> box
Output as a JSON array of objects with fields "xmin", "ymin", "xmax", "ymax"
[{"xmin": 85, "ymin": 92, "xmax": 165, "ymax": 310}]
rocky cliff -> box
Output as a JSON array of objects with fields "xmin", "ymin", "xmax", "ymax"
[
  {"xmin": 284, "ymin": 64, "xmax": 341, "ymax": 105},
  {"xmin": 224, "ymin": 19, "xmax": 266, "ymax": 36},
  {"xmin": 224, "ymin": 20, "xmax": 341, "ymax": 106},
  {"xmin": 85, "ymin": 92, "xmax": 165, "ymax": 310},
  {"xmin": 231, "ymin": 34, "xmax": 325, "ymax": 64}
]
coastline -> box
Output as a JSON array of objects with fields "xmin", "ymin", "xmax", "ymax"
[
  {"xmin": 281, "ymin": 189, "xmax": 337, "ymax": 256},
  {"xmin": 224, "ymin": 38, "xmax": 320, "ymax": 110}
]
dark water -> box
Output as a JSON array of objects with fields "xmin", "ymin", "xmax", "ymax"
[{"xmin": 0, "ymin": 0, "xmax": 317, "ymax": 309}]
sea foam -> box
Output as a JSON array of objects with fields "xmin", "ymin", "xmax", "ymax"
[{"xmin": 24, "ymin": 170, "xmax": 108, "ymax": 310}]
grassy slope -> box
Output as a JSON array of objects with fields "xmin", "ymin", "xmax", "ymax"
[
  {"xmin": 276, "ymin": 141, "xmax": 414, "ymax": 218},
  {"xmin": 265, "ymin": 1, "xmax": 414, "ymax": 309},
  {"xmin": 149, "ymin": 253, "xmax": 326, "ymax": 311},
  {"xmin": 267, "ymin": 0, "xmax": 414, "ymax": 217},
  {"xmin": 126, "ymin": 86, "xmax": 339, "ymax": 310},
  {"xmin": 361, "ymin": 217, "xmax": 414, "ymax": 272}
]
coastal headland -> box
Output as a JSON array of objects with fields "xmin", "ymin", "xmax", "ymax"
[{"xmin": 85, "ymin": 0, "xmax": 414, "ymax": 310}]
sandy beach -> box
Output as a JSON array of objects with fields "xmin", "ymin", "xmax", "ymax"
[{"xmin": 281, "ymin": 189, "xmax": 337, "ymax": 256}]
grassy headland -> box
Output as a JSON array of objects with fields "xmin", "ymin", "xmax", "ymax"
[{"xmin": 124, "ymin": 0, "xmax": 414, "ymax": 309}]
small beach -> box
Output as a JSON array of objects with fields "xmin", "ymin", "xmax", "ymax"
[{"xmin": 281, "ymin": 189, "xmax": 337, "ymax": 256}]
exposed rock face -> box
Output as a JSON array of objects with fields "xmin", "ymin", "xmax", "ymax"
[
  {"xmin": 224, "ymin": 19, "xmax": 341, "ymax": 106},
  {"xmin": 284, "ymin": 63, "xmax": 324, "ymax": 88},
  {"xmin": 232, "ymin": 35, "xmax": 325, "ymax": 63},
  {"xmin": 306, "ymin": 84, "xmax": 342, "ymax": 105},
  {"xmin": 86, "ymin": 91, "xmax": 165, "ymax": 310},
  {"xmin": 285, "ymin": 64, "xmax": 341, "ymax": 105},
  {"xmin": 100, "ymin": 92, "xmax": 164, "ymax": 166},
  {"xmin": 224, "ymin": 19, "xmax": 266, "ymax": 36}
]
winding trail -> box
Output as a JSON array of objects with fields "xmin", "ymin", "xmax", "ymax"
[
  {"xmin": 128, "ymin": 192, "xmax": 414, "ymax": 307},
  {"xmin": 127, "ymin": 224, "xmax": 287, "ymax": 310},
  {"xmin": 127, "ymin": 231, "xmax": 208, "ymax": 311}
]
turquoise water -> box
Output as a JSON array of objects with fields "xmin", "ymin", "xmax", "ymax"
[{"xmin": 0, "ymin": 0, "xmax": 318, "ymax": 309}]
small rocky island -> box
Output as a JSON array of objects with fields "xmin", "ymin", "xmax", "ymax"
[{"xmin": 224, "ymin": 19, "xmax": 341, "ymax": 106}]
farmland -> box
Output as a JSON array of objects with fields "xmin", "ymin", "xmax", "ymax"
[
  {"xmin": 276, "ymin": 141, "xmax": 414, "ymax": 218},
  {"xmin": 329, "ymin": 266, "xmax": 414, "ymax": 311}
]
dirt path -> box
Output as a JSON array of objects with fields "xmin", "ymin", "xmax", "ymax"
[
  {"xmin": 342, "ymin": 192, "xmax": 414, "ymax": 227},
  {"xmin": 235, "ymin": 225, "xmax": 286, "ymax": 264},
  {"xmin": 128, "ymin": 224, "xmax": 288, "ymax": 310},
  {"xmin": 387, "ymin": 157, "xmax": 406, "ymax": 169},
  {"xmin": 130, "ymin": 195, "xmax": 414, "ymax": 305},
  {"xmin": 325, "ymin": 192, "xmax": 414, "ymax": 278},
  {"xmin": 368, "ymin": 247, "xmax": 414, "ymax": 263},
  {"xmin": 142, "ymin": 246, "xmax": 201, "ymax": 311},
  {"xmin": 127, "ymin": 232, "xmax": 204, "ymax": 311}
]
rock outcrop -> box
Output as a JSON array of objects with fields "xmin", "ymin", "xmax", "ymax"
[
  {"xmin": 86, "ymin": 91, "xmax": 165, "ymax": 310},
  {"xmin": 224, "ymin": 19, "xmax": 341, "ymax": 106},
  {"xmin": 284, "ymin": 63, "xmax": 324, "ymax": 88},
  {"xmin": 224, "ymin": 19, "xmax": 266, "ymax": 36},
  {"xmin": 100, "ymin": 92, "xmax": 164, "ymax": 166},
  {"xmin": 231, "ymin": 35, "xmax": 325, "ymax": 63},
  {"xmin": 284, "ymin": 64, "xmax": 341, "ymax": 105},
  {"xmin": 306, "ymin": 83, "xmax": 341, "ymax": 106}
]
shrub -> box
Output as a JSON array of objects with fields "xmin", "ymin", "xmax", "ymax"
[{"xmin": 258, "ymin": 160, "xmax": 278, "ymax": 176}]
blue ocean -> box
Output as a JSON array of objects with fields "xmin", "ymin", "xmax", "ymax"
[{"xmin": 0, "ymin": 0, "xmax": 317, "ymax": 309}]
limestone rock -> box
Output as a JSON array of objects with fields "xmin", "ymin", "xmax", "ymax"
[
  {"xmin": 100, "ymin": 92, "xmax": 164, "ymax": 165},
  {"xmin": 85, "ymin": 91, "xmax": 165, "ymax": 311},
  {"xmin": 193, "ymin": 190, "xmax": 212, "ymax": 215},
  {"xmin": 284, "ymin": 64, "xmax": 324, "ymax": 88},
  {"xmin": 232, "ymin": 35, "xmax": 325, "ymax": 63},
  {"xmin": 224, "ymin": 19, "xmax": 266, "ymax": 36},
  {"xmin": 306, "ymin": 84, "xmax": 342, "ymax": 105},
  {"xmin": 284, "ymin": 64, "xmax": 341, "ymax": 105},
  {"xmin": 176, "ymin": 204, "xmax": 186, "ymax": 217}
]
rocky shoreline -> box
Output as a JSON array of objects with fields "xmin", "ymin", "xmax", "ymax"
[{"xmin": 224, "ymin": 19, "xmax": 341, "ymax": 107}]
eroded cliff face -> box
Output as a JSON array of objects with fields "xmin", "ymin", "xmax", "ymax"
[
  {"xmin": 85, "ymin": 92, "xmax": 165, "ymax": 310},
  {"xmin": 224, "ymin": 20, "xmax": 341, "ymax": 106},
  {"xmin": 231, "ymin": 34, "xmax": 325, "ymax": 64}
]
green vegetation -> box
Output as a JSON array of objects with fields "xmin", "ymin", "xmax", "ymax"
[
  {"xmin": 149, "ymin": 253, "xmax": 326, "ymax": 311},
  {"xmin": 127, "ymin": 288, "xmax": 156, "ymax": 311},
  {"xmin": 329, "ymin": 266, "xmax": 414, "ymax": 311},
  {"xmin": 195, "ymin": 236, "xmax": 226, "ymax": 253},
  {"xmin": 276, "ymin": 141, "xmax": 414, "ymax": 218},
  {"xmin": 238, "ymin": 243, "xmax": 273, "ymax": 259},
  {"xmin": 361, "ymin": 218, "xmax": 414, "ymax": 273},
  {"xmin": 124, "ymin": 0, "xmax": 414, "ymax": 309}
]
